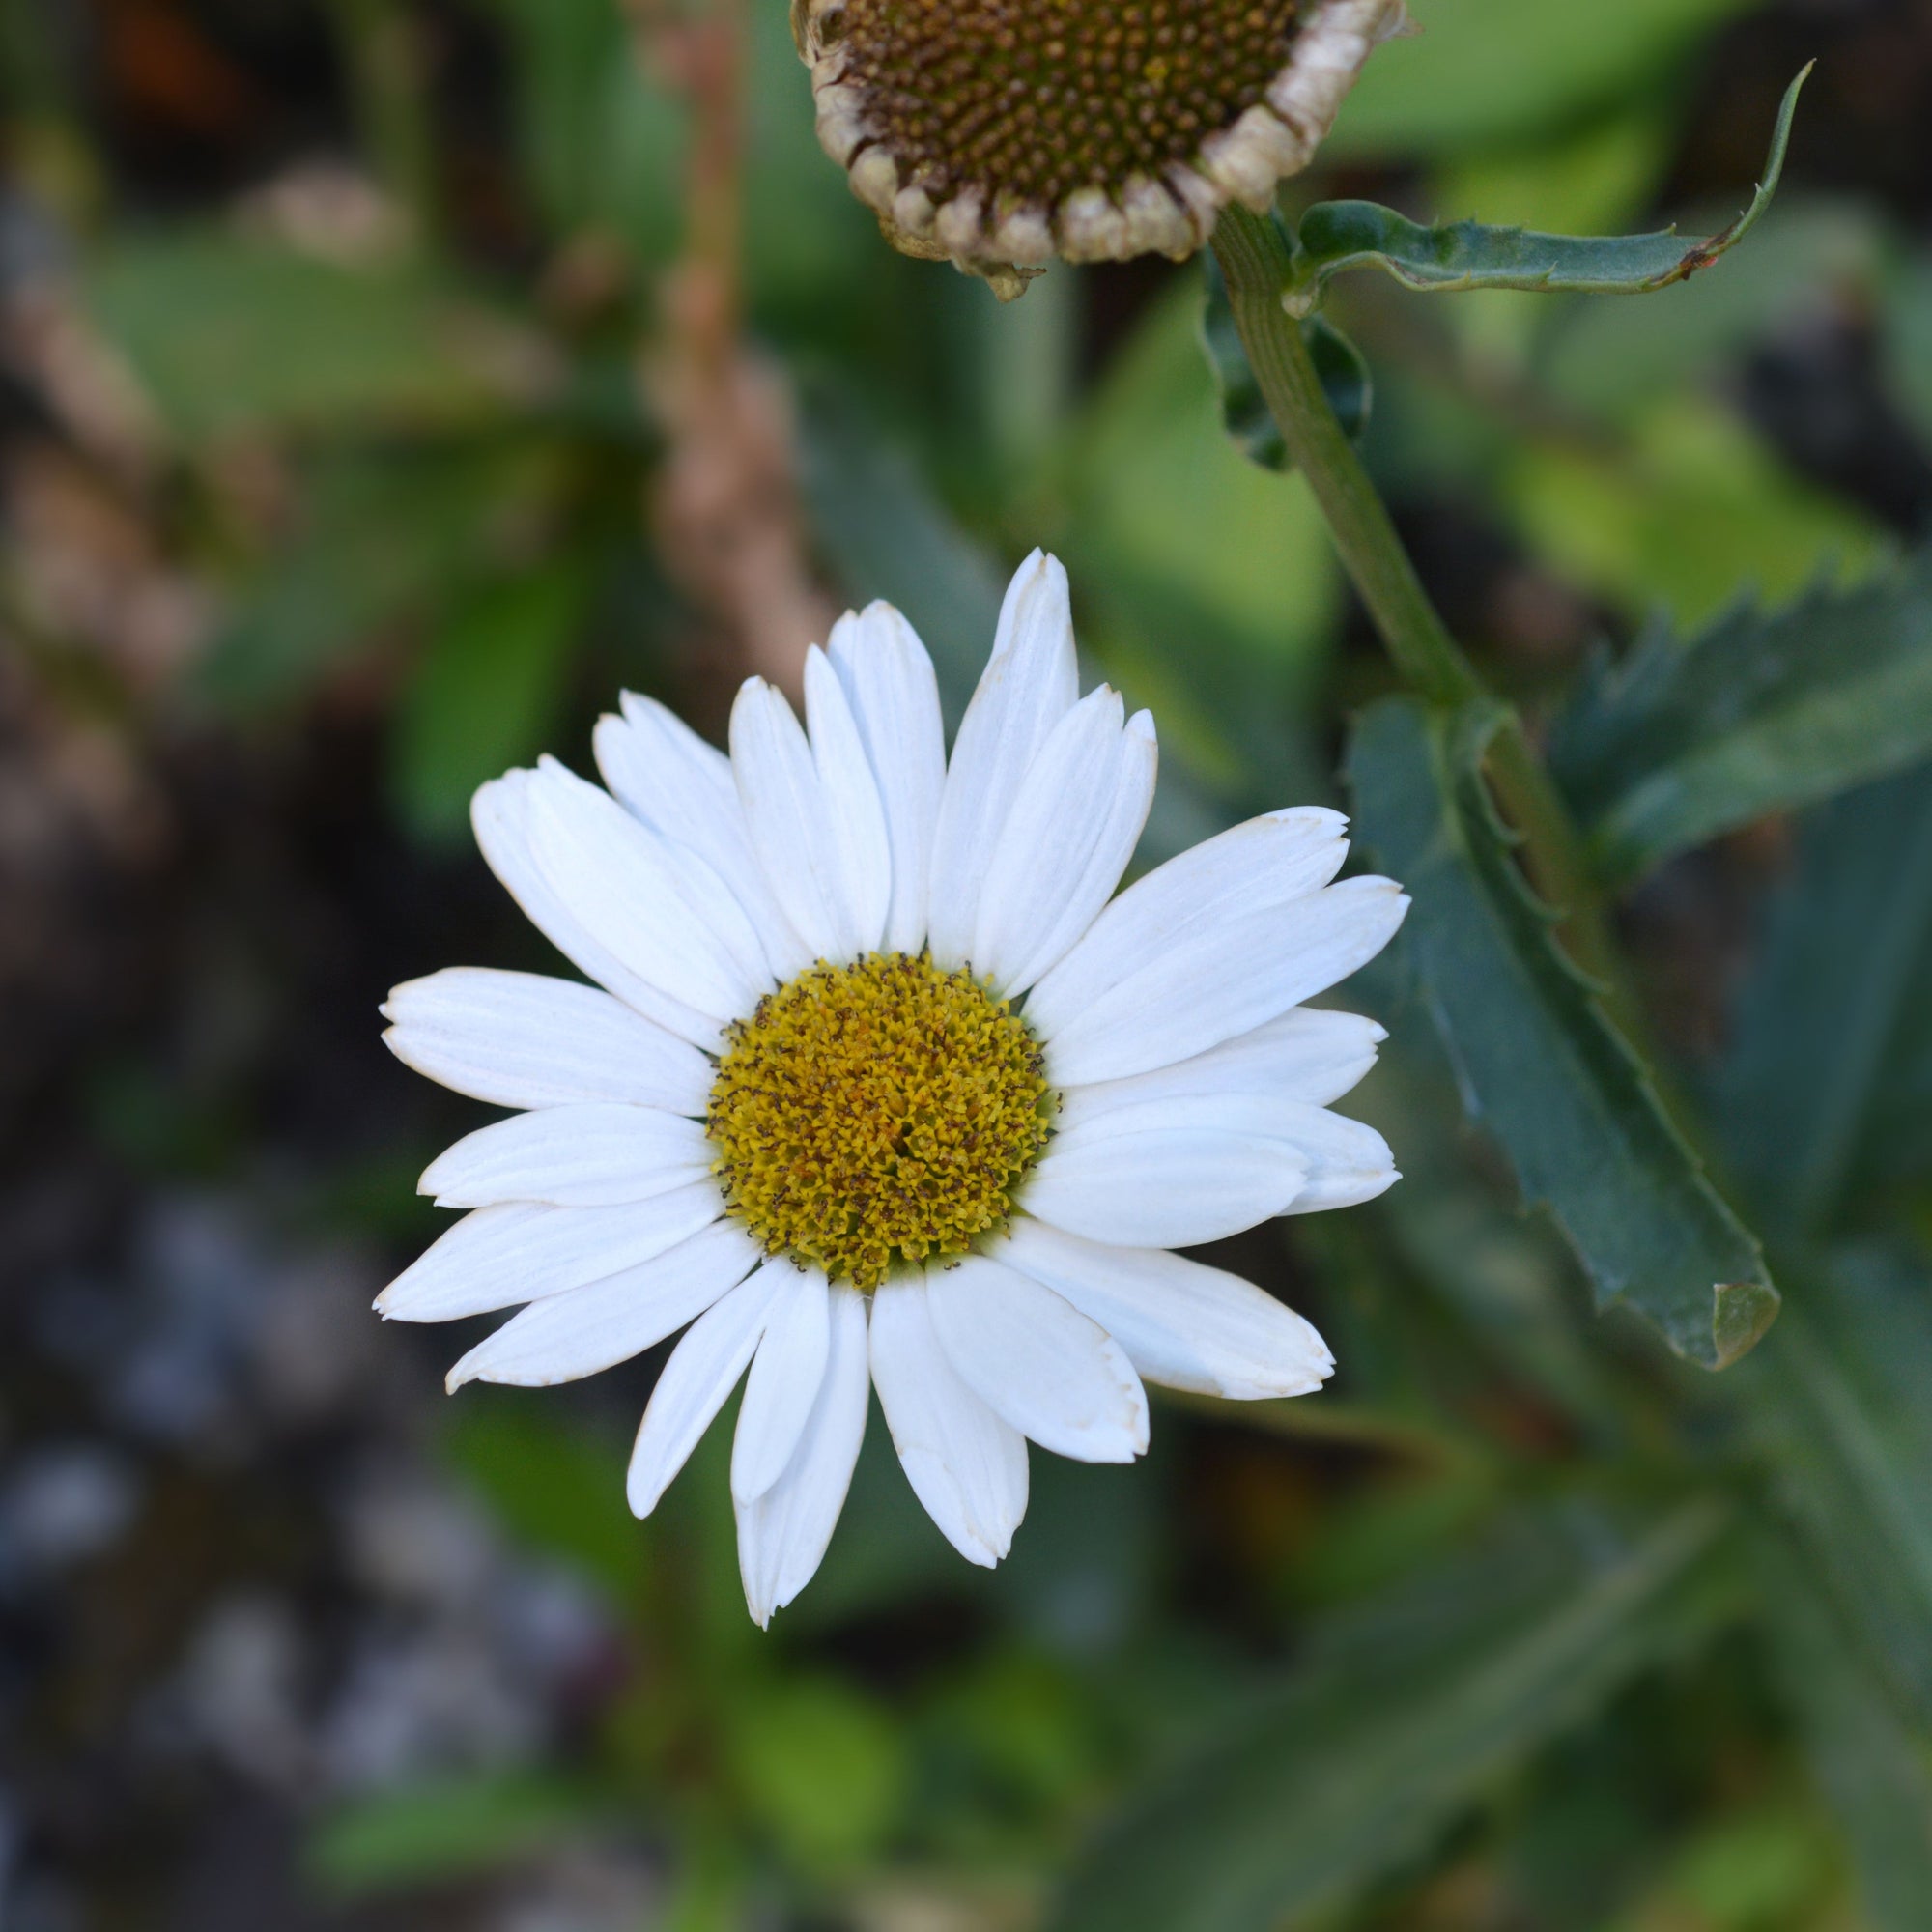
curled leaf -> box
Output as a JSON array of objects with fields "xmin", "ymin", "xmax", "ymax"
[{"xmin": 1281, "ymin": 64, "xmax": 1811, "ymax": 317}]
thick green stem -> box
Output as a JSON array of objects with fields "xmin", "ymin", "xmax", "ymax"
[{"xmin": 1210, "ymin": 205, "xmax": 1624, "ymax": 999}]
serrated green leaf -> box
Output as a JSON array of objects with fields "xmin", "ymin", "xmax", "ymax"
[
  {"xmin": 1756, "ymin": 1527, "xmax": 1932, "ymax": 1932},
  {"xmin": 1049, "ymin": 1502, "xmax": 1737, "ymax": 1932},
  {"xmin": 87, "ymin": 232, "xmax": 547, "ymax": 442},
  {"xmin": 1203, "ymin": 248, "xmax": 1370, "ymax": 470},
  {"xmin": 1348, "ymin": 696, "xmax": 1776, "ymax": 1368},
  {"xmin": 1288, "ymin": 67, "xmax": 1806, "ymax": 318},
  {"xmin": 1550, "ymin": 547, "xmax": 1932, "ymax": 885},
  {"xmin": 1716, "ymin": 763, "xmax": 1932, "ymax": 1238}
]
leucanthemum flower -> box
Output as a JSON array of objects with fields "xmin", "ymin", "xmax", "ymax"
[
  {"xmin": 379, "ymin": 552, "xmax": 1407, "ymax": 1625},
  {"xmin": 798, "ymin": 0, "xmax": 1411, "ymax": 291}
]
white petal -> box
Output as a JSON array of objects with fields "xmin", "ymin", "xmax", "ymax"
[
  {"xmin": 731, "ymin": 1266, "xmax": 833, "ymax": 1504},
  {"xmin": 522, "ymin": 759, "xmax": 768, "ymax": 1021},
  {"xmin": 381, "ymin": 967, "xmax": 713, "ymax": 1115},
  {"xmin": 925, "ymin": 551, "xmax": 1079, "ymax": 969},
  {"xmin": 1025, "ymin": 808, "xmax": 1351, "ymax": 1041},
  {"xmin": 1052, "ymin": 1089, "xmax": 1396, "ymax": 1216},
  {"xmin": 375, "ymin": 1183, "xmax": 723, "ymax": 1322},
  {"xmin": 924, "ymin": 1255, "xmax": 1148, "ymax": 1463},
  {"xmin": 972, "ymin": 693, "xmax": 1157, "ymax": 996},
  {"xmin": 1023, "ymin": 1122, "xmax": 1307, "ymax": 1248},
  {"xmin": 827, "ymin": 603, "xmax": 946, "ymax": 955},
  {"xmin": 869, "ymin": 1277, "xmax": 1028, "ymax": 1565},
  {"xmin": 1056, "ymin": 1007, "xmax": 1385, "ymax": 1118},
  {"xmin": 595, "ymin": 696, "xmax": 815, "ymax": 981},
  {"xmin": 418, "ymin": 1103, "xmax": 715, "ymax": 1208},
  {"xmin": 731, "ymin": 680, "xmax": 863, "ymax": 964},
  {"xmin": 443, "ymin": 1215, "xmax": 760, "ymax": 1388},
  {"xmin": 1287, "ymin": 1163, "xmax": 1404, "ymax": 1214},
  {"xmin": 997, "ymin": 1218, "xmax": 1333, "ymax": 1400},
  {"xmin": 627, "ymin": 1262, "xmax": 789, "ymax": 1518},
  {"xmin": 1039, "ymin": 876, "xmax": 1409, "ymax": 1087},
  {"xmin": 736, "ymin": 1286, "xmax": 870, "ymax": 1627},
  {"xmin": 804, "ymin": 646, "xmax": 892, "ymax": 956},
  {"xmin": 472, "ymin": 775, "xmax": 719, "ymax": 1046}
]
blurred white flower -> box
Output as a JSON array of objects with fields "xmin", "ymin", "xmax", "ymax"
[{"xmin": 378, "ymin": 550, "xmax": 1406, "ymax": 1625}]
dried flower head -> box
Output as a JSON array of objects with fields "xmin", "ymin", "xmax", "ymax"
[{"xmin": 797, "ymin": 0, "xmax": 1410, "ymax": 293}]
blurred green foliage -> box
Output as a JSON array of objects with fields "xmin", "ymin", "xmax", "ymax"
[{"xmin": 14, "ymin": 0, "xmax": 1932, "ymax": 1923}]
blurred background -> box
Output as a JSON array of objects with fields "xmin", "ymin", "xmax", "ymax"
[{"xmin": 4, "ymin": 1, "xmax": 1932, "ymax": 1927}]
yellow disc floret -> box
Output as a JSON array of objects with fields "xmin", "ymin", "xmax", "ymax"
[{"xmin": 706, "ymin": 953, "xmax": 1052, "ymax": 1291}]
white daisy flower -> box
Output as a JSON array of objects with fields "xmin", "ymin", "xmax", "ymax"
[{"xmin": 379, "ymin": 552, "xmax": 1407, "ymax": 1626}]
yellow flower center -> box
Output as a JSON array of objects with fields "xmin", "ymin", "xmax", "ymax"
[
  {"xmin": 830, "ymin": 0, "xmax": 1305, "ymax": 207},
  {"xmin": 706, "ymin": 954, "xmax": 1053, "ymax": 1291}
]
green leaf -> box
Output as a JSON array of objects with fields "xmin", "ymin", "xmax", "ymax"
[
  {"xmin": 443, "ymin": 1400, "xmax": 643, "ymax": 1604},
  {"xmin": 1635, "ymin": 1799, "xmax": 1840, "ymax": 1930},
  {"xmin": 1329, "ymin": 0, "xmax": 1766, "ymax": 159},
  {"xmin": 486, "ymin": 0, "xmax": 687, "ymax": 263},
  {"xmin": 1203, "ymin": 249, "xmax": 1370, "ymax": 469},
  {"xmin": 86, "ymin": 232, "xmax": 546, "ymax": 442},
  {"xmin": 1851, "ymin": 895, "xmax": 1932, "ymax": 1207},
  {"xmin": 742, "ymin": 0, "xmax": 879, "ymax": 323},
  {"xmin": 1549, "ymin": 546, "xmax": 1932, "ymax": 886},
  {"xmin": 724, "ymin": 1675, "xmax": 906, "ymax": 1872},
  {"xmin": 796, "ymin": 384, "xmax": 1008, "ymax": 728},
  {"xmin": 1745, "ymin": 1247, "xmax": 1932, "ymax": 1726},
  {"xmin": 1065, "ymin": 282, "xmax": 1338, "ymax": 831},
  {"xmin": 1716, "ymin": 763, "xmax": 1932, "ymax": 1238},
  {"xmin": 1049, "ymin": 1501, "xmax": 1737, "ymax": 1932},
  {"xmin": 1501, "ymin": 399, "xmax": 1882, "ymax": 634},
  {"xmin": 1756, "ymin": 1528, "xmax": 1932, "ymax": 1932},
  {"xmin": 1067, "ymin": 283, "xmax": 1340, "ymax": 673},
  {"xmin": 391, "ymin": 556, "xmax": 592, "ymax": 843},
  {"xmin": 1288, "ymin": 67, "xmax": 1807, "ymax": 318},
  {"xmin": 1434, "ymin": 105, "xmax": 1676, "ymax": 247},
  {"xmin": 1882, "ymin": 250, "xmax": 1932, "ymax": 454},
  {"xmin": 798, "ymin": 376, "xmax": 1327, "ymax": 864},
  {"xmin": 1347, "ymin": 696, "xmax": 1776, "ymax": 1368},
  {"xmin": 197, "ymin": 441, "xmax": 561, "ymax": 709},
  {"xmin": 1538, "ymin": 201, "xmax": 1885, "ymax": 421},
  {"xmin": 308, "ymin": 1771, "xmax": 591, "ymax": 1895}
]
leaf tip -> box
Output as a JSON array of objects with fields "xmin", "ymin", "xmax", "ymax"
[{"xmin": 1710, "ymin": 1277, "xmax": 1781, "ymax": 1370}]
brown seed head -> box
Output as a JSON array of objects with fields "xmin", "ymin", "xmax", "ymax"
[{"xmin": 799, "ymin": 0, "xmax": 1411, "ymax": 289}]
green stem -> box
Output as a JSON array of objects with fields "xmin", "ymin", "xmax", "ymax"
[
  {"xmin": 1209, "ymin": 205, "xmax": 1624, "ymax": 1000},
  {"xmin": 1211, "ymin": 205, "xmax": 1477, "ymax": 708}
]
